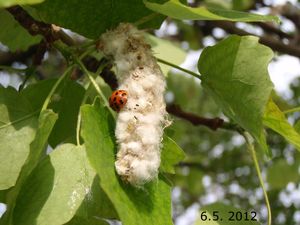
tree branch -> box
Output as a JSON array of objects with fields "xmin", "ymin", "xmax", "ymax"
[
  {"xmin": 6, "ymin": 6, "xmax": 57, "ymax": 42},
  {"xmin": 253, "ymin": 22, "xmax": 293, "ymax": 39},
  {"xmin": 167, "ymin": 104, "xmax": 223, "ymax": 130},
  {"xmin": 0, "ymin": 45, "xmax": 38, "ymax": 66},
  {"xmin": 6, "ymin": 6, "xmax": 74, "ymax": 45},
  {"xmin": 207, "ymin": 21, "xmax": 300, "ymax": 58}
]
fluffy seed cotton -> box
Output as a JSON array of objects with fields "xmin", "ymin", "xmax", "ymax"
[{"xmin": 99, "ymin": 23, "xmax": 168, "ymax": 186}]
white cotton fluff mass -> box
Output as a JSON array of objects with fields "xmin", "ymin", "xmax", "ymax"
[{"xmin": 99, "ymin": 23, "xmax": 168, "ymax": 186}]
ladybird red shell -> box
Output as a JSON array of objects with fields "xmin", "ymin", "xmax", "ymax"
[{"xmin": 109, "ymin": 90, "xmax": 128, "ymax": 112}]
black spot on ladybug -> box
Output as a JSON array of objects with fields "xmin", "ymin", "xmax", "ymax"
[{"xmin": 109, "ymin": 90, "xmax": 128, "ymax": 112}]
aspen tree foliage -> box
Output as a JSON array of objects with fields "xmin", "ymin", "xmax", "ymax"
[{"xmin": 0, "ymin": 0, "xmax": 300, "ymax": 225}]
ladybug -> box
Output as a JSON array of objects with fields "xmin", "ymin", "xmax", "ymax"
[{"xmin": 109, "ymin": 90, "xmax": 128, "ymax": 112}]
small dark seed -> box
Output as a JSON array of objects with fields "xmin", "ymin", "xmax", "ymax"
[
  {"xmin": 137, "ymin": 55, "xmax": 141, "ymax": 60},
  {"xmin": 136, "ymin": 104, "xmax": 139, "ymax": 106},
  {"xmin": 139, "ymin": 66, "xmax": 144, "ymax": 70}
]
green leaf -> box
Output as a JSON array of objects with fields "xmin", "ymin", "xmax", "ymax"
[
  {"xmin": 195, "ymin": 202, "xmax": 261, "ymax": 225},
  {"xmin": 145, "ymin": 0, "xmax": 279, "ymax": 23},
  {"xmin": 13, "ymin": 144, "xmax": 95, "ymax": 225},
  {"xmin": 232, "ymin": 0, "xmax": 254, "ymax": 10},
  {"xmin": 65, "ymin": 216, "xmax": 109, "ymax": 225},
  {"xmin": 0, "ymin": 86, "xmax": 38, "ymax": 190},
  {"xmin": 263, "ymin": 99, "xmax": 300, "ymax": 152},
  {"xmin": 267, "ymin": 159, "xmax": 299, "ymax": 190},
  {"xmin": 0, "ymin": 109, "xmax": 57, "ymax": 225},
  {"xmin": 21, "ymin": 79, "xmax": 56, "ymax": 112},
  {"xmin": 81, "ymin": 103, "xmax": 173, "ymax": 225},
  {"xmin": 23, "ymin": 78, "xmax": 86, "ymax": 147},
  {"xmin": 0, "ymin": 0, "xmax": 44, "ymax": 8},
  {"xmin": 74, "ymin": 176, "xmax": 119, "ymax": 221},
  {"xmin": 198, "ymin": 35, "xmax": 274, "ymax": 156},
  {"xmin": 19, "ymin": 110, "xmax": 58, "ymax": 179},
  {"xmin": 28, "ymin": 0, "xmax": 166, "ymax": 39},
  {"xmin": 204, "ymin": 0, "xmax": 231, "ymax": 9},
  {"xmin": 48, "ymin": 79, "xmax": 85, "ymax": 147},
  {"xmin": 0, "ymin": 9, "xmax": 41, "ymax": 51},
  {"xmin": 0, "ymin": 189, "xmax": 8, "ymax": 203},
  {"xmin": 146, "ymin": 34, "xmax": 186, "ymax": 76},
  {"xmin": 160, "ymin": 135, "xmax": 185, "ymax": 174},
  {"xmin": 295, "ymin": 120, "xmax": 300, "ymax": 134}
]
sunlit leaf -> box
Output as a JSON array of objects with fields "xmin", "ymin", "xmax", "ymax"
[
  {"xmin": 198, "ymin": 35, "xmax": 274, "ymax": 156},
  {"xmin": 0, "ymin": 109, "xmax": 57, "ymax": 225},
  {"xmin": 295, "ymin": 120, "xmax": 300, "ymax": 134},
  {"xmin": 13, "ymin": 144, "xmax": 95, "ymax": 225},
  {"xmin": 145, "ymin": 0, "xmax": 279, "ymax": 23},
  {"xmin": 0, "ymin": 86, "xmax": 37, "ymax": 190},
  {"xmin": 263, "ymin": 99, "xmax": 300, "ymax": 152},
  {"xmin": 0, "ymin": 0, "xmax": 44, "ymax": 8}
]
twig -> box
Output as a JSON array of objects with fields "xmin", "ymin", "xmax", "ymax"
[
  {"xmin": 253, "ymin": 22, "xmax": 293, "ymax": 39},
  {"xmin": 166, "ymin": 104, "xmax": 241, "ymax": 131},
  {"xmin": 0, "ymin": 45, "xmax": 39, "ymax": 66}
]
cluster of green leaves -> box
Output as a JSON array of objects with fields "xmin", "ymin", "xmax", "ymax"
[
  {"xmin": 0, "ymin": 78, "xmax": 185, "ymax": 225},
  {"xmin": 1, "ymin": 0, "xmax": 300, "ymax": 225}
]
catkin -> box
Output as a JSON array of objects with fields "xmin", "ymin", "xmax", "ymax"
[{"xmin": 99, "ymin": 23, "xmax": 168, "ymax": 186}]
